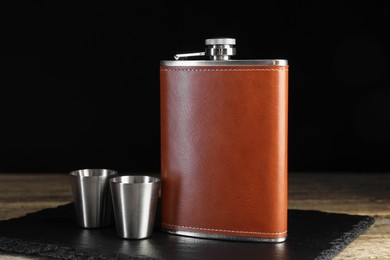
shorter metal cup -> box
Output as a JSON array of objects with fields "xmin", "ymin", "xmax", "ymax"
[
  {"xmin": 110, "ymin": 175, "xmax": 161, "ymax": 239},
  {"xmin": 69, "ymin": 168, "xmax": 118, "ymax": 228}
]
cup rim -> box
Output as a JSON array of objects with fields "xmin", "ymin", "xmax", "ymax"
[
  {"xmin": 110, "ymin": 175, "xmax": 160, "ymax": 185},
  {"xmin": 70, "ymin": 168, "xmax": 118, "ymax": 177}
]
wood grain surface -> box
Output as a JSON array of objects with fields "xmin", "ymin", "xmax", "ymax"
[{"xmin": 0, "ymin": 172, "xmax": 389, "ymax": 259}]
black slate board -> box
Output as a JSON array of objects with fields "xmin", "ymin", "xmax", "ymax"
[{"xmin": 0, "ymin": 202, "xmax": 374, "ymax": 260}]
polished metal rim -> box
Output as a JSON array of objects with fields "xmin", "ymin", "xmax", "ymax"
[
  {"xmin": 161, "ymin": 228, "xmax": 287, "ymax": 243},
  {"xmin": 161, "ymin": 59, "xmax": 288, "ymax": 66}
]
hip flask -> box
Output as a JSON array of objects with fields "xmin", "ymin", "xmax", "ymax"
[{"xmin": 160, "ymin": 38, "xmax": 288, "ymax": 242}]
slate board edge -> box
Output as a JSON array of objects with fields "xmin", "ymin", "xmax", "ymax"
[{"xmin": 314, "ymin": 215, "xmax": 375, "ymax": 260}]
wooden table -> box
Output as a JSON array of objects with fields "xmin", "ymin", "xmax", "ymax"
[{"xmin": 0, "ymin": 172, "xmax": 389, "ymax": 259}]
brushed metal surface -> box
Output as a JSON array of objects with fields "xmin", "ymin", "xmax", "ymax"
[
  {"xmin": 110, "ymin": 175, "xmax": 161, "ymax": 239},
  {"xmin": 69, "ymin": 169, "xmax": 117, "ymax": 228}
]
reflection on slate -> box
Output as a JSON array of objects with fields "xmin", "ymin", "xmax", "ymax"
[{"xmin": 0, "ymin": 202, "xmax": 374, "ymax": 260}]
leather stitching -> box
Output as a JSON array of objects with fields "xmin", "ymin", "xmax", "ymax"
[{"xmin": 162, "ymin": 223, "xmax": 287, "ymax": 235}]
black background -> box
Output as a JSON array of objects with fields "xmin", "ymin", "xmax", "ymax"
[{"xmin": 0, "ymin": 2, "xmax": 389, "ymax": 173}]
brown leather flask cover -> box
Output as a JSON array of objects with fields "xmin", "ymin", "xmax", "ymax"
[{"xmin": 160, "ymin": 63, "xmax": 288, "ymax": 242}]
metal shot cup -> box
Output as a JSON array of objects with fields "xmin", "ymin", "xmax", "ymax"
[
  {"xmin": 69, "ymin": 168, "xmax": 118, "ymax": 228},
  {"xmin": 110, "ymin": 175, "xmax": 161, "ymax": 239}
]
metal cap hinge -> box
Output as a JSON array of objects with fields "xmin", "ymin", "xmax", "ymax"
[{"xmin": 173, "ymin": 38, "xmax": 236, "ymax": 60}]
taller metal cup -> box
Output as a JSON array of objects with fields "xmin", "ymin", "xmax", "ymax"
[
  {"xmin": 69, "ymin": 168, "xmax": 118, "ymax": 228},
  {"xmin": 110, "ymin": 175, "xmax": 161, "ymax": 239}
]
